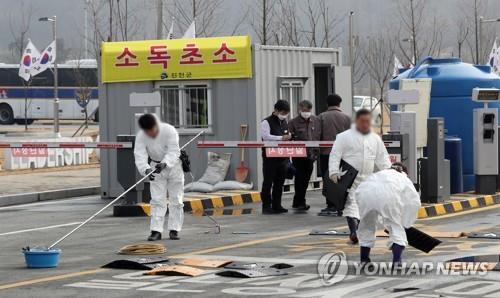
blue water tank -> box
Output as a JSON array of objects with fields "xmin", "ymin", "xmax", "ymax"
[
  {"xmin": 445, "ymin": 136, "xmax": 463, "ymax": 194},
  {"xmin": 390, "ymin": 57, "xmax": 500, "ymax": 191}
]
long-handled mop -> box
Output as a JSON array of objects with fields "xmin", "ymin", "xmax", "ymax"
[{"xmin": 22, "ymin": 130, "xmax": 204, "ymax": 268}]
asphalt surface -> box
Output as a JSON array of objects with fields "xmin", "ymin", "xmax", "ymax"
[{"xmin": 1, "ymin": 191, "xmax": 500, "ymax": 297}]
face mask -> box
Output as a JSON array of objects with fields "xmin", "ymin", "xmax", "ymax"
[
  {"xmin": 300, "ymin": 112, "xmax": 312, "ymax": 119},
  {"xmin": 278, "ymin": 114, "xmax": 288, "ymax": 120}
]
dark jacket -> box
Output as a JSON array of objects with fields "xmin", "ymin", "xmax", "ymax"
[
  {"xmin": 318, "ymin": 106, "xmax": 351, "ymax": 155},
  {"xmin": 261, "ymin": 114, "xmax": 289, "ymax": 160},
  {"xmin": 288, "ymin": 114, "xmax": 321, "ymax": 159}
]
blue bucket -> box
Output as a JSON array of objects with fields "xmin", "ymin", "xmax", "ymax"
[{"xmin": 23, "ymin": 248, "xmax": 61, "ymax": 268}]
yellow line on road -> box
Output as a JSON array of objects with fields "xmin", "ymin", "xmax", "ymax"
[
  {"xmin": 0, "ymin": 268, "xmax": 108, "ymax": 291},
  {"xmin": 0, "ymin": 229, "xmax": 311, "ymax": 291}
]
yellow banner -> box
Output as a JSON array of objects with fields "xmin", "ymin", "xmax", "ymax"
[{"xmin": 101, "ymin": 36, "xmax": 252, "ymax": 83}]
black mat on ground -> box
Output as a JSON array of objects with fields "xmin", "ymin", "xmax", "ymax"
[
  {"xmin": 404, "ymin": 227, "xmax": 442, "ymax": 253},
  {"xmin": 102, "ymin": 256, "xmax": 171, "ymax": 270},
  {"xmin": 309, "ymin": 229, "xmax": 350, "ymax": 236},
  {"xmin": 216, "ymin": 268, "xmax": 288, "ymax": 278},
  {"xmin": 467, "ymin": 232, "xmax": 500, "ymax": 239},
  {"xmin": 224, "ymin": 262, "xmax": 293, "ymax": 270}
]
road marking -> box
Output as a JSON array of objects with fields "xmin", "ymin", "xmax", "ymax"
[
  {"xmin": 0, "ymin": 222, "xmax": 81, "ymax": 236},
  {"xmin": 0, "ymin": 228, "xmax": 312, "ymax": 291},
  {"xmin": 0, "ymin": 269, "xmax": 108, "ymax": 291},
  {"xmin": 173, "ymin": 254, "xmax": 320, "ymax": 265},
  {"xmin": 0, "ymin": 196, "xmax": 97, "ymax": 210}
]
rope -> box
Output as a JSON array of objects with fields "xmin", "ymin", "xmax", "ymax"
[{"xmin": 118, "ymin": 243, "xmax": 167, "ymax": 255}]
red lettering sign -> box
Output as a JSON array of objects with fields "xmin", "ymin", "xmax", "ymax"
[
  {"xmin": 213, "ymin": 43, "xmax": 237, "ymax": 63},
  {"xmin": 115, "ymin": 47, "xmax": 139, "ymax": 67},
  {"xmin": 147, "ymin": 45, "xmax": 171, "ymax": 69},
  {"xmin": 265, "ymin": 147, "xmax": 307, "ymax": 158},
  {"xmin": 11, "ymin": 147, "xmax": 48, "ymax": 157},
  {"xmin": 180, "ymin": 43, "xmax": 203, "ymax": 64}
]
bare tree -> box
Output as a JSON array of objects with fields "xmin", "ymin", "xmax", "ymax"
[
  {"xmin": 167, "ymin": 0, "xmax": 224, "ymax": 37},
  {"xmin": 7, "ymin": 1, "xmax": 34, "ymax": 61},
  {"xmin": 319, "ymin": 0, "xmax": 344, "ymax": 48},
  {"xmin": 363, "ymin": 34, "xmax": 396, "ymax": 133},
  {"xmin": 456, "ymin": 0, "xmax": 497, "ymax": 64},
  {"xmin": 396, "ymin": 0, "xmax": 443, "ymax": 64},
  {"xmin": 249, "ymin": 0, "xmax": 277, "ymax": 45},
  {"xmin": 456, "ymin": 18, "xmax": 470, "ymax": 59},
  {"xmin": 277, "ymin": 0, "xmax": 302, "ymax": 46}
]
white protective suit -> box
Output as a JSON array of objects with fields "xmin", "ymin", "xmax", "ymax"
[
  {"xmin": 134, "ymin": 122, "xmax": 184, "ymax": 233},
  {"xmin": 355, "ymin": 169, "xmax": 421, "ymax": 248},
  {"xmin": 329, "ymin": 127, "xmax": 391, "ymax": 219}
]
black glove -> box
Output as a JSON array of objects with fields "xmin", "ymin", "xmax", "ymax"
[
  {"xmin": 180, "ymin": 150, "xmax": 191, "ymax": 173},
  {"xmin": 145, "ymin": 168, "xmax": 155, "ymax": 181},
  {"xmin": 154, "ymin": 162, "xmax": 167, "ymax": 173}
]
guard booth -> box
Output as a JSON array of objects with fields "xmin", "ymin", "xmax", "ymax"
[{"xmin": 99, "ymin": 36, "xmax": 352, "ymax": 199}]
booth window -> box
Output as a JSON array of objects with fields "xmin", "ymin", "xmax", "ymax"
[
  {"xmin": 157, "ymin": 82, "xmax": 212, "ymax": 132},
  {"xmin": 279, "ymin": 79, "xmax": 304, "ymax": 117}
]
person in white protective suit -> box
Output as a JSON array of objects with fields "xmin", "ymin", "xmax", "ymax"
[
  {"xmin": 134, "ymin": 114, "xmax": 184, "ymax": 241},
  {"xmin": 329, "ymin": 109, "xmax": 391, "ymax": 244},
  {"xmin": 355, "ymin": 162, "xmax": 421, "ymax": 265}
]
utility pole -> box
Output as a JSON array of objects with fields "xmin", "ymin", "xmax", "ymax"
[
  {"xmin": 39, "ymin": 16, "xmax": 59, "ymax": 135},
  {"xmin": 84, "ymin": 0, "xmax": 89, "ymax": 59},
  {"xmin": 156, "ymin": 0, "xmax": 163, "ymax": 39},
  {"xmin": 410, "ymin": 0, "xmax": 417, "ymax": 64},
  {"xmin": 262, "ymin": 0, "xmax": 267, "ymax": 45},
  {"xmin": 474, "ymin": 0, "xmax": 479, "ymax": 64},
  {"xmin": 192, "ymin": 0, "xmax": 196, "ymax": 19},
  {"xmin": 348, "ymin": 11, "xmax": 354, "ymax": 105}
]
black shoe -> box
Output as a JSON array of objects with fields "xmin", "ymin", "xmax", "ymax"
[
  {"xmin": 169, "ymin": 230, "xmax": 180, "ymax": 240},
  {"xmin": 294, "ymin": 204, "xmax": 310, "ymax": 211},
  {"xmin": 262, "ymin": 207, "xmax": 274, "ymax": 214},
  {"xmin": 273, "ymin": 206, "xmax": 288, "ymax": 214},
  {"xmin": 148, "ymin": 231, "xmax": 162, "ymax": 241}
]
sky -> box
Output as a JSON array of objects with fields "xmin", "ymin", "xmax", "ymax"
[{"xmin": 1, "ymin": 0, "xmax": 500, "ymax": 64}]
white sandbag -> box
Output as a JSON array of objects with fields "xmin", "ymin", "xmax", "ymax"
[
  {"xmin": 198, "ymin": 152, "xmax": 231, "ymax": 185},
  {"xmin": 213, "ymin": 181, "xmax": 253, "ymax": 191},
  {"xmin": 184, "ymin": 181, "xmax": 215, "ymax": 193}
]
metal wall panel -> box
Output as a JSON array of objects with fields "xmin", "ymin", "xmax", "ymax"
[{"xmin": 253, "ymin": 45, "xmax": 342, "ymax": 187}]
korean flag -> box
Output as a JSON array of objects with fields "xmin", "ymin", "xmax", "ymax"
[
  {"xmin": 31, "ymin": 40, "xmax": 56, "ymax": 77},
  {"xmin": 18, "ymin": 40, "xmax": 41, "ymax": 81}
]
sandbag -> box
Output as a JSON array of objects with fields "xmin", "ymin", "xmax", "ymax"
[
  {"xmin": 184, "ymin": 182, "xmax": 215, "ymax": 193},
  {"xmin": 198, "ymin": 152, "xmax": 231, "ymax": 185},
  {"xmin": 213, "ymin": 181, "xmax": 253, "ymax": 191}
]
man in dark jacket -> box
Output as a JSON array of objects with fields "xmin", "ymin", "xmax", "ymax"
[
  {"xmin": 288, "ymin": 100, "xmax": 321, "ymax": 211},
  {"xmin": 260, "ymin": 100, "xmax": 292, "ymax": 214},
  {"xmin": 318, "ymin": 94, "xmax": 351, "ymax": 216}
]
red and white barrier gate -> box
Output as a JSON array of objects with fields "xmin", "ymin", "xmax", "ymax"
[
  {"xmin": 197, "ymin": 140, "xmax": 400, "ymax": 148},
  {"xmin": 0, "ymin": 142, "xmax": 133, "ymax": 149}
]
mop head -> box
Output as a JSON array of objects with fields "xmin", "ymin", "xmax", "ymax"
[
  {"xmin": 118, "ymin": 243, "xmax": 167, "ymax": 255},
  {"xmin": 405, "ymin": 227, "xmax": 442, "ymax": 253}
]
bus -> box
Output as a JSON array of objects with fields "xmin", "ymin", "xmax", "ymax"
[{"xmin": 0, "ymin": 60, "xmax": 98, "ymax": 125}]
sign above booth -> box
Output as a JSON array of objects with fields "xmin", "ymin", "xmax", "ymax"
[{"xmin": 101, "ymin": 36, "xmax": 252, "ymax": 83}]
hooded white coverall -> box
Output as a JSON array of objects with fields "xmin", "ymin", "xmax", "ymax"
[
  {"xmin": 355, "ymin": 169, "xmax": 421, "ymax": 248},
  {"xmin": 329, "ymin": 127, "xmax": 391, "ymax": 219},
  {"xmin": 134, "ymin": 122, "xmax": 184, "ymax": 233}
]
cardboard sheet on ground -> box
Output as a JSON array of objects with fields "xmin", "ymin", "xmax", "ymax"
[
  {"xmin": 102, "ymin": 256, "xmax": 170, "ymax": 270},
  {"xmin": 324, "ymin": 160, "xmax": 358, "ymax": 210},
  {"xmin": 178, "ymin": 258, "xmax": 233, "ymax": 268},
  {"xmin": 144, "ymin": 265, "xmax": 205, "ymax": 276},
  {"xmin": 216, "ymin": 268, "xmax": 288, "ymax": 278},
  {"xmin": 447, "ymin": 262, "xmax": 499, "ymax": 271}
]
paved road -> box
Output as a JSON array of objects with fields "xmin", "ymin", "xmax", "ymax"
[{"xmin": 0, "ymin": 191, "xmax": 500, "ymax": 297}]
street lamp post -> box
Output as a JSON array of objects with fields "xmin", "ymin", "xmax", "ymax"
[
  {"xmin": 479, "ymin": 17, "xmax": 500, "ymax": 64},
  {"xmin": 348, "ymin": 11, "xmax": 354, "ymax": 111},
  {"xmin": 39, "ymin": 16, "xmax": 59, "ymax": 135}
]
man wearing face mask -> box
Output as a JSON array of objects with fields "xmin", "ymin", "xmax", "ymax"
[
  {"xmin": 329, "ymin": 109, "xmax": 391, "ymax": 244},
  {"xmin": 260, "ymin": 100, "xmax": 292, "ymax": 214},
  {"xmin": 288, "ymin": 100, "xmax": 321, "ymax": 211}
]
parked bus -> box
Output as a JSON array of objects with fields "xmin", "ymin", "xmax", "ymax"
[{"xmin": 0, "ymin": 60, "xmax": 98, "ymax": 125}]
